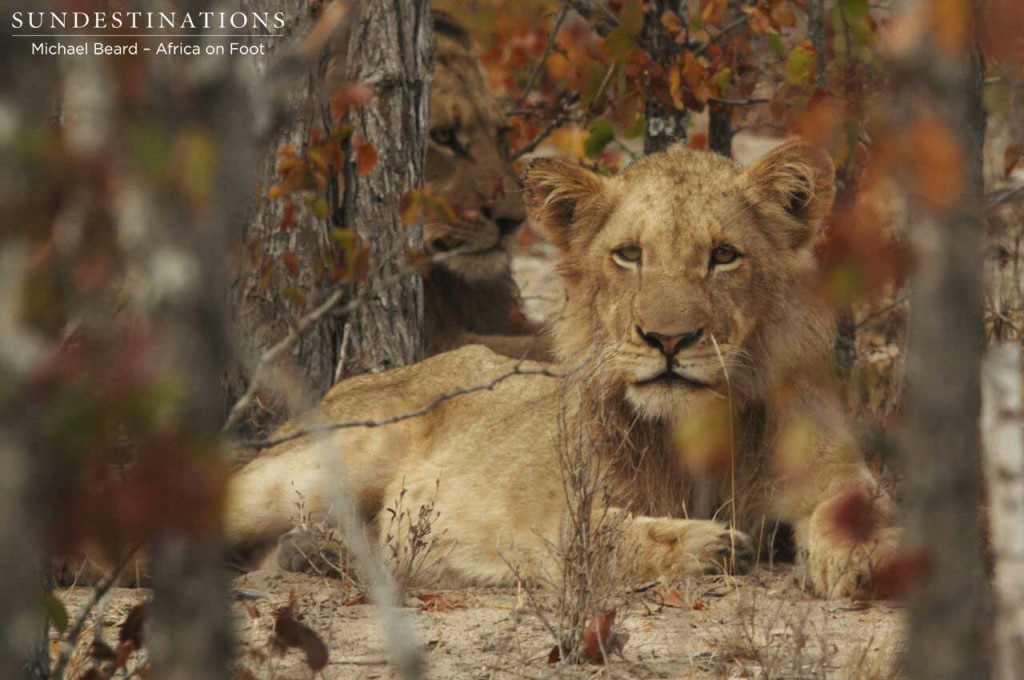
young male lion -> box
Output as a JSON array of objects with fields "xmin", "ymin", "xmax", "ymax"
[{"xmin": 226, "ymin": 141, "xmax": 899, "ymax": 598}]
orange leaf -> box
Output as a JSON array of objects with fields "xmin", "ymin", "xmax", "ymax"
[
  {"xmin": 343, "ymin": 593, "xmax": 368, "ymax": 606},
  {"xmin": 581, "ymin": 610, "xmax": 629, "ymax": 663},
  {"xmin": 906, "ymin": 114, "xmax": 964, "ymax": 213},
  {"xmin": 417, "ymin": 592, "xmax": 464, "ymax": 612},
  {"xmin": 356, "ymin": 142, "xmax": 378, "ymax": 176},
  {"xmin": 660, "ymin": 9, "xmax": 682, "ymax": 33},
  {"xmin": 661, "ymin": 587, "xmax": 689, "ymax": 608}
]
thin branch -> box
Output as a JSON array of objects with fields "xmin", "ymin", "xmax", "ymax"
[
  {"xmin": 240, "ymin": 362, "xmax": 568, "ymax": 450},
  {"xmin": 224, "ymin": 248, "xmax": 467, "ymax": 431},
  {"xmin": 693, "ymin": 14, "xmax": 752, "ymax": 58},
  {"xmin": 708, "ymin": 96, "xmax": 769, "ymax": 106},
  {"xmin": 988, "ymin": 184, "xmax": 1024, "ymax": 211},
  {"xmin": 514, "ymin": 4, "xmax": 571, "ymax": 109},
  {"xmin": 224, "ymin": 287, "xmax": 346, "ymax": 430},
  {"xmin": 512, "ymin": 115, "xmax": 571, "ymax": 160},
  {"xmin": 855, "ymin": 297, "xmax": 908, "ymax": 330},
  {"xmin": 52, "ymin": 546, "xmax": 141, "ymax": 680}
]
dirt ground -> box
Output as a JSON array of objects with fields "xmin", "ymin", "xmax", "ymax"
[{"xmin": 56, "ymin": 565, "xmax": 904, "ymax": 679}]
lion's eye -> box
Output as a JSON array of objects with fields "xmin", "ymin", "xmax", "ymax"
[
  {"xmin": 710, "ymin": 244, "xmax": 741, "ymax": 268},
  {"xmin": 430, "ymin": 126, "xmax": 458, "ymax": 148},
  {"xmin": 612, "ymin": 245, "xmax": 642, "ymax": 267}
]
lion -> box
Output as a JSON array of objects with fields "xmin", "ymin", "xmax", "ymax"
[
  {"xmin": 400, "ymin": 12, "xmax": 550, "ymax": 360},
  {"xmin": 225, "ymin": 140, "xmax": 900, "ymax": 598}
]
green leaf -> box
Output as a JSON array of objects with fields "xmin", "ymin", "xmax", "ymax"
[
  {"xmin": 838, "ymin": 0, "xmax": 869, "ymax": 22},
  {"xmin": 623, "ymin": 114, "xmax": 646, "ymax": 140},
  {"xmin": 784, "ymin": 46, "xmax": 817, "ymax": 87},
  {"xmin": 709, "ymin": 68, "xmax": 733, "ymax": 93},
  {"xmin": 768, "ymin": 33, "xmax": 785, "ymax": 57},
  {"xmin": 584, "ymin": 119, "xmax": 615, "ymax": 158},
  {"xmin": 44, "ymin": 594, "xmax": 68, "ymax": 633}
]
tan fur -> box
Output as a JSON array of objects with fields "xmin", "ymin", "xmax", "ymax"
[{"xmin": 225, "ymin": 141, "xmax": 899, "ymax": 597}]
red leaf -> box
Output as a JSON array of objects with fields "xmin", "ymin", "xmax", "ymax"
[
  {"xmin": 581, "ymin": 609, "xmax": 629, "ymax": 663},
  {"xmin": 417, "ymin": 592, "xmax": 464, "ymax": 612},
  {"xmin": 273, "ymin": 607, "xmax": 329, "ymax": 672},
  {"xmin": 280, "ymin": 252, "xmax": 300, "ymax": 278},
  {"xmin": 869, "ymin": 550, "xmax": 931, "ymax": 600},
  {"xmin": 830, "ymin": 488, "xmax": 881, "ymax": 543},
  {"xmin": 330, "ymin": 82, "xmax": 375, "ymax": 121},
  {"xmin": 356, "ymin": 142, "xmax": 379, "ymax": 176},
  {"xmin": 343, "ymin": 593, "xmax": 368, "ymax": 606},
  {"xmin": 548, "ymin": 645, "xmax": 562, "ymax": 664}
]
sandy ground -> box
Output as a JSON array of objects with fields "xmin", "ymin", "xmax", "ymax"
[{"xmin": 56, "ymin": 564, "xmax": 904, "ymax": 679}]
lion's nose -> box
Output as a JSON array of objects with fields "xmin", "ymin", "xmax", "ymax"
[
  {"xmin": 638, "ymin": 327, "xmax": 704, "ymax": 358},
  {"xmin": 482, "ymin": 206, "xmax": 525, "ymax": 236}
]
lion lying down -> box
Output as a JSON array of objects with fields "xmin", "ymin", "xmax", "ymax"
[{"xmin": 226, "ymin": 141, "xmax": 900, "ymax": 598}]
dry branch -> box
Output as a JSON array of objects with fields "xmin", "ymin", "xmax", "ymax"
[{"xmin": 242, "ymin": 362, "xmax": 567, "ymax": 450}]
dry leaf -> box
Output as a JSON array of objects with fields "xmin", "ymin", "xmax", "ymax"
[{"xmin": 273, "ymin": 607, "xmax": 329, "ymax": 672}]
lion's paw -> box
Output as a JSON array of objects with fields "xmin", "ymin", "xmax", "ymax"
[
  {"xmin": 642, "ymin": 518, "xmax": 754, "ymax": 579},
  {"xmin": 803, "ymin": 526, "xmax": 901, "ymax": 599}
]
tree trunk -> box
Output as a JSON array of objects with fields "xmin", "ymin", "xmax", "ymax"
[
  {"xmin": 983, "ymin": 344, "xmax": 1024, "ymax": 680},
  {"xmin": 340, "ymin": 0, "xmax": 433, "ymax": 374},
  {"xmin": 141, "ymin": 35, "xmax": 255, "ymax": 680},
  {"xmin": 708, "ymin": 0, "xmax": 743, "ymax": 157},
  {"xmin": 643, "ymin": 0, "xmax": 688, "ymax": 154},
  {"xmin": 0, "ymin": 9, "xmax": 60, "ymax": 675},
  {"xmin": 808, "ymin": 0, "xmax": 827, "ymax": 89},
  {"xmin": 229, "ymin": 1, "xmax": 340, "ymax": 415},
  {"xmin": 896, "ymin": 5, "xmax": 992, "ymax": 678}
]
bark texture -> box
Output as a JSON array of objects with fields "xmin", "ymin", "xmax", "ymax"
[
  {"xmin": 340, "ymin": 0, "xmax": 433, "ymax": 374},
  {"xmin": 983, "ymin": 344, "xmax": 1024, "ymax": 680},
  {"xmin": 896, "ymin": 5, "xmax": 992, "ymax": 677},
  {"xmin": 229, "ymin": 1, "xmax": 340, "ymax": 408},
  {"xmin": 643, "ymin": 0, "xmax": 688, "ymax": 154}
]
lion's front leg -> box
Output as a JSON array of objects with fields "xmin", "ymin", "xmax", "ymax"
[
  {"xmin": 616, "ymin": 515, "xmax": 754, "ymax": 583},
  {"xmin": 799, "ymin": 491, "xmax": 901, "ymax": 598}
]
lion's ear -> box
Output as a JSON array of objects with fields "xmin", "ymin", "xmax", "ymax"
[
  {"xmin": 521, "ymin": 157, "xmax": 610, "ymax": 251},
  {"xmin": 744, "ymin": 140, "xmax": 835, "ymax": 250}
]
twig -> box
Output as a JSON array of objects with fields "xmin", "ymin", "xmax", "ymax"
[
  {"xmin": 693, "ymin": 14, "xmax": 752, "ymax": 58},
  {"xmin": 854, "ymin": 297, "xmax": 908, "ymax": 329},
  {"xmin": 512, "ymin": 115, "xmax": 571, "ymax": 160},
  {"xmin": 52, "ymin": 546, "xmax": 141, "ymax": 680},
  {"xmin": 241, "ymin": 363, "xmax": 567, "ymax": 450},
  {"xmin": 708, "ymin": 96, "xmax": 769, "ymax": 106},
  {"xmin": 514, "ymin": 4, "xmax": 571, "ymax": 109},
  {"xmin": 988, "ymin": 184, "xmax": 1024, "ymax": 211},
  {"xmin": 224, "ymin": 288, "xmax": 346, "ymax": 430},
  {"xmin": 223, "ymin": 248, "xmax": 466, "ymax": 431}
]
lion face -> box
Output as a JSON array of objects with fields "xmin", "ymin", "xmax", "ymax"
[
  {"xmin": 422, "ymin": 17, "xmax": 526, "ymax": 283},
  {"xmin": 523, "ymin": 142, "xmax": 835, "ymax": 420}
]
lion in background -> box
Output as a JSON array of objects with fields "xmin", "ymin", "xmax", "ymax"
[
  {"xmin": 226, "ymin": 140, "xmax": 900, "ymax": 598},
  {"xmin": 329, "ymin": 11, "xmax": 551, "ymax": 362}
]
